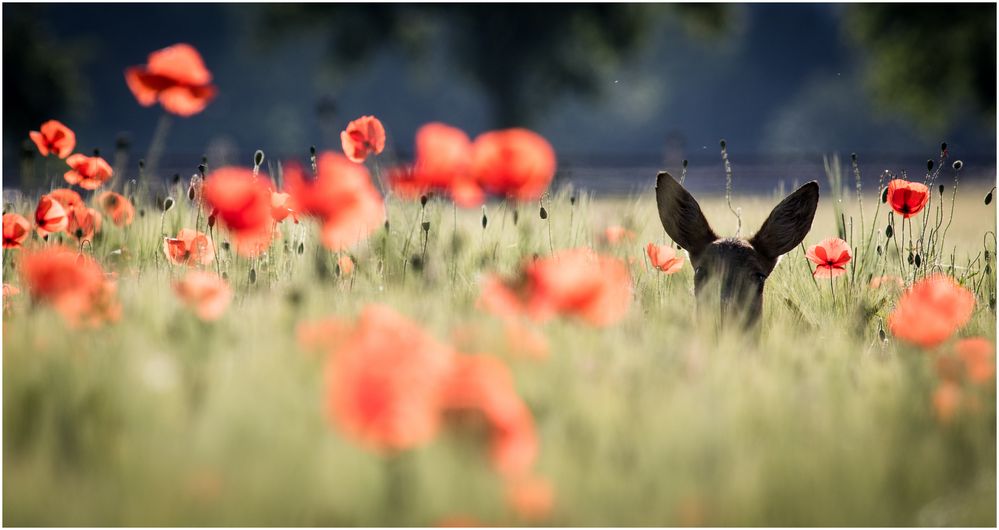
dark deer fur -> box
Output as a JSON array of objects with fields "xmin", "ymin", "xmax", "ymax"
[{"xmin": 656, "ymin": 171, "xmax": 819, "ymax": 327}]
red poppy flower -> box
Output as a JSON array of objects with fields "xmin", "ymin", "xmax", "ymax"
[
  {"xmin": 270, "ymin": 191, "xmax": 298, "ymax": 223},
  {"xmin": 65, "ymin": 205, "xmax": 102, "ymax": 243},
  {"xmin": 125, "ymin": 43, "xmax": 217, "ymax": 117},
  {"xmin": 440, "ymin": 354, "xmax": 538, "ymax": 478},
  {"xmin": 526, "ymin": 248, "xmax": 632, "ymax": 326},
  {"xmin": 34, "ymin": 195, "xmax": 68, "ymax": 237},
  {"xmin": 173, "ymin": 270, "xmax": 232, "ymax": 321},
  {"xmin": 886, "ymin": 179, "xmax": 930, "ymax": 219},
  {"xmin": 340, "ymin": 115, "xmax": 386, "ymax": 163},
  {"xmin": 646, "ymin": 243, "xmax": 684, "ymax": 274},
  {"xmin": 472, "ymin": 128, "xmax": 556, "ymax": 201},
  {"xmin": 164, "ymin": 228, "xmax": 215, "ymax": 266},
  {"xmin": 955, "ymin": 337, "xmax": 995, "ymax": 384},
  {"xmin": 283, "ymin": 151, "xmax": 384, "ymax": 251},
  {"xmin": 806, "ymin": 238, "xmax": 852, "ymax": 278},
  {"xmin": 932, "ymin": 382, "xmax": 961, "ymax": 423},
  {"xmin": 28, "ymin": 120, "xmax": 76, "ymax": 159},
  {"xmin": 505, "ymin": 475, "xmax": 554, "ymax": 522},
  {"xmin": 64, "ymin": 154, "xmax": 113, "ymax": 190},
  {"xmin": 202, "ymin": 167, "xmax": 274, "ymax": 257},
  {"xmin": 390, "ymin": 123, "xmax": 484, "ymax": 207},
  {"xmin": 19, "ymin": 246, "xmax": 120, "ymax": 327},
  {"xmin": 325, "ymin": 304, "xmax": 456, "ymax": 451},
  {"xmin": 47, "ymin": 188, "xmax": 84, "ymax": 212},
  {"xmin": 504, "ymin": 320, "xmax": 550, "ymax": 360},
  {"xmin": 3, "ymin": 213, "xmax": 31, "ymax": 249},
  {"xmin": 96, "ymin": 191, "xmax": 136, "ymax": 227},
  {"xmin": 888, "ymin": 274, "xmax": 975, "ymax": 348}
]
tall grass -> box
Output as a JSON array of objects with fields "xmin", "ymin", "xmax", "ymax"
[{"xmin": 2, "ymin": 167, "xmax": 995, "ymax": 525}]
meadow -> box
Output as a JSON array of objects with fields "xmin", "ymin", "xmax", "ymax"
[{"xmin": 2, "ymin": 152, "xmax": 995, "ymax": 526}]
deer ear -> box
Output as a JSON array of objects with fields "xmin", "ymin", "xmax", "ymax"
[
  {"xmin": 750, "ymin": 181, "xmax": 819, "ymax": 262},
  {"xmin": 656, "ymin": 171, "xmax": 717, "ymax": 259}
]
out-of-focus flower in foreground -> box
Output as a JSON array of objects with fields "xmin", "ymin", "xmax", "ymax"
[
  {"xmin": 806, "ymin": 237, "xmax": 852, "ymax": 278},
  {"xmin": 173, "ymin": 271, "xmax": 232, "ymax": 321},
  {"xmin": 64, "ymin": 154, "xmax": 113, "ymax": 190},
  {"xmin": 97, "ymin": 192, "xmax": 136, "ymax": 227},
  {"xmin": 65, "ymin": 205, "xmax": 102, "ymax": 243},
  {"xmin": 202, "ymin": 167, "xmax": 274, "ymax": 257},
  {"xmin": 390, "ymin": 122, "xmax": 484, "ymax": 207},
  {"xmin": 604, "ymin": 226, "xmax": 635, "ymax": 245},
  {"xmin": 340, "ymin": 115, "xmax": 386, "ymax": 163},
  {"xmin": 505, "ymin": 475, "xmax": 554, "ymax": 522},
  {"xmin": 29, "ymin": 120, "xmax": 76, "ymax": 158},
  {"xmin": 955, "ymin": 337, "xmax": 995, "ymax": 384},
  {"xmin": 283, "ymin": 151, "xmax": 384, "ymax": 251},
  {"xmin": 48, "ymin": 188, "xmax": 84, "ymax": 212},
  {"xmin": 472, "ymin": 128, "xmax": 556, "ymax": 202},
  {"xmin": 646, "ymin": 243, "xmax": 684, "ymax": 274},
  {"xmin": 888, "ymin": 274, "xmax": 974, "ymax": 348},
  {"xmin": 20, "ymin": 246, "xmax": 120, "ymax": 327},
  {"xmin": 870, "ymin": 275, "xmax": 905, "ymax": 290},
  {"xmin": 125, "ymin": 43, "xmax": 217, "ymax": 116}
]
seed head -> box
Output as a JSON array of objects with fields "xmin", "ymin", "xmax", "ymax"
[
  {"xmin": 420, "ymin": 195, "xmax": 428, "ymax": 207},
  {"xmin": 682, "ymin": 159, "xmax": 689, "ymax": 168},
  {"xmin": 161, "ymin": 196, "xmax": 175, "ymax": 212},
  {"xmin": 249, "ymin": 268, "xmax": 257, "ymax": 284},
  {"xmin": 254, "ymin": 149, "xmax": 265, "ymax": 167},
  {"xmin": 881, "ymin": 187, "xmax": 889, "ymax": 203},
  {"xmin": 885, "ymin": 224, "xmax": 893, "ymax": 239},
  {"xmin": 986, "ymin": 190, "xmax": 993, "ymax": 206},
  {"xmin": 297, "ymin": 241, "xmax": 304, "ymax": 255},
  {"xmin": 926, "ymin": 159, "xmax": 934, "ymax": 172},
  {"xmin": 421, "ymin": 221, "xmax": 430, "ymax": 232},
  {"xmin": 938, "ymin": 184, "xmax": 944, "ymax": 196},
  {"xmin": 952, "ymin": 160, "xmax": 963, "ymax": 171}
]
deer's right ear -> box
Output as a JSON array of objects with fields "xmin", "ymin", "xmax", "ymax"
[{"xmin": 656, "ymin": 171, "xmax": 717, "ymax": 259}]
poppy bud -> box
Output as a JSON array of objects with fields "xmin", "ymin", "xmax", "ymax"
[
  {"xmin": 540, "ymin": 207, "xmax": 548, "ymax": 220},
  {"xmin": 249, "ymin": 268, "xmax": 257, "ymax": 284},
  {"xmin": 876, "ymin": 245, "xmax": 883, "ymax": 255},
  {"xmin": 221, "ymin": 241, "xmax": 230, "ymax": 251},
  {"xmin": 939, "ymin": 184, "xmax": 945, "ymax": 196},
  {"xmin": 850, "ymin": 153, "xmax": 857, "ymax": 162},
  {"xmin": 172, "ymin": 173, "xmax": 181, "ymax": 185},
  {"xmin": 986, "ymin": 190, "xmax": 994, "ymax": 206},
  {"xmin": 881, "ymin": 187, "xmax": 889, "ymax": 203},
  {"xmin": 254, "ymin": 149, "xmax": 265, "ymax": 167},
  {"xmin": 297, "ymin": 241, "xmax": 304, "ymax": 255},
  {"xmin": 421, "ymin": 221, "xmax": 430, "ymax": 232},
  {"xmin": 682, "ymin": 159, "xmax": 689, "ymax": 168},
  {"xmin": 907, "ymin": 252, "xmax": 914, "ymax": 265},
  {"xmin": 335, "ymin": 263, "xmax": 341, "ymax": 277},
  {"xmin": 208, "ymin": 213, "xmax": 216, "ymax": 228},
  {"xmin": 879, "ymin": 325, "xmax": 887, "ymax": 342},
  {"xmin": 198, "ymin": 164, "xmax": 207, "ymax": 177},
  {"xmin": 926, "ymin": 159, "xmax": 934, "ymax": 172},
  {"xmin": 162, "ymin": 197, "xmax": 175, "ymax": 212},
  {"xmin": 953, "ymin": 160, "xmax": 963, "ymax": 171},
  {"xmin": 481, "ymin": 206, "xmax": 488, "ymax": 229},
  {"xmin": 222, "ymin": 271, "xmax": 228, "ymax": 280},
  {"xmin": 941, "ymin": 142, "xmax": 947, "ymax": 153},
  {"xmin": 719, "ymin": 139, "xmax": 726, "ymax": 149},
  {"xmin": 411, "ymin": 255, "xmax": 424, "ymax": 272},
  {"xmin": 138, "ymin": 208, "xmax": 146, "ymax": 218},
  {"xmin": 310, "ymin": 145, "xmax": 317, "ymax": 157},
  {"xmin": 420, "ymin": 195, "xmax": 428, "ymax": 207},
  {"xmin": 286, "ymin": 289, "xmax": 302, "ymax": 307},
  {"xmin": 570, "ymin": 195, "xmax": 577, "ymax": 206},
  {"xmin": 93, "ymin": 148, "xmax": 100, "ymax": 157},
  {"xmin": 885, "ymin": 225, "xmax": 893, "ymax": 238},
  {"xmin": 914, "ymin": 254, "xmax": 922, "ymax": 267},
  {"xmin": 138, "ymin": 159, "xmax": 146, "ymax": 170},
  {"xmin": 986, "ymin": 264, "xmax": 992, "ymax": 275},
  {"xmin": 188, "ymin": 184, "xmax": 197, "ymax": 201},
  {"xmin": 384, "ymin": 219, "xmax": 390, "ymax": 231},
  {"xmin": 75, "ymin": 228, "xmax": 84, "ymax": 239},
  {"xmin": 990, "ymin": 297, "xmax": 996, "ymax": 311},
  {"xmin": 513, "ymin": 209, "xmax": 519, "ymax": 225}
]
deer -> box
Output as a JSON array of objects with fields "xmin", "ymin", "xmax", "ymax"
[{"xmin": 655, "ymin": 171, "xmax": 819, "ymax": 327}]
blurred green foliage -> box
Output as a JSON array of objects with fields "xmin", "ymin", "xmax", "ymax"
[{"xmin": 845, "ymin": 4, "xmax": 996, "ymax": 133}]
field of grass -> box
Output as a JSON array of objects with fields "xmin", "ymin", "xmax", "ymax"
[{"xmin": 3, "ymin": 170, "xmax": 996, "ymax": 526}]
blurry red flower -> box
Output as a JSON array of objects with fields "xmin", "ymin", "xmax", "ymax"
[
  {"xmin": 505, "ymin": 475, "xmax": 554, "ymax": 522},
  {"xmin": 65, "ymin": 205, "xmax": 102, "ymax": 243},
  {"xmin": 48, "ymin": 188, "xmax": 84, "ymax": 212},
  {"xmin": 888, "ymin": 274, "xmax": 975, "ymax": 348},
  {"xmin": 3, "ymin": 283, "xmax": 19, "ymax": 312},
  {"xmin": 340, "ymin": 115, "xmax": 386, "ymax": 163},
  {"xmin": 64, "ymin": 153, "xmax": 113, "ymax": 190},
  {"xmin": 886, "ymin": 179, "xmax": 930, "ymax": 219},
  {"xmin": 955, "ymin": 337, "xmax": 995, "ymax": 384},
  {"xmin": 504, "ymin": 320, "xmax": 550, "ymax": 360},
  {"xmin": 34, "ymin": 195, "xmax": 68, "ymax": 237},
  {"xmin": 173, "ymin": 271, "xmax": 232, "ymax": 321},
  {"xmin": 97, "ymin": 191, "xmax": 136, "ymax": 227},
  {"xmin": 933, "ymin": 382, "xmax": 961, "ymax": 423},
  {"xmin": 440, "ymin": 355, "xmax": 538, "ymax": 477},
  {"xmin": 3, "ymin": 213, "xmax": 31, "ymax": 249},
  {"xmin": 19, "ymin": 246, "xmax": 120, "ymax": 327},
  {"xmin": 472, "ymin": 129, "xmax": 556, "ymax": 201},
  {"xmin": 283, "ymin": 152, "xmax": 384, "ymax": 251},
  {"xmin": 270, "ymin": 191, "xmax": 298, "ymax": 223},
  {"xmin": 526, "ymin": 248, "xmax": 632, "ymax": 326},
  {"xmin": 164, "ymin": 228, "xmax": 215, "ymax": 266},
  {"xmin": 646, "ymin": 243, "xmax": 684, "ymax": 274},
  {"xmin": 202, "ymin": 167, "xmax": 274, "ymax": 257},
  {"xmin": 325, "ymin": 304, "xmax": 456, "ymax": 451},
  {"xmin": 29, "ymin": 120, "xmax": 76, "ymax": 158},
  {"xmin": 337, "ymin": 254, "xmax": 354, "ymax": 276},
  {"xmin": 125, "ymin": 43, "xmax": 217, "ymax": 117},
  {"xmin": 390, "ymin": 123, "xmax": 484, "ymax": 207},
  {"xmin": 604, "ymin": 226, "xmax": 635, "ymax": 245},
  {"xmin": 806, "ymin": 237, "xmax": 852, "ymax": 278}
]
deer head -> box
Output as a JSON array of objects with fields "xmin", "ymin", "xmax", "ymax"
[{"xmin": 655, "ymin": 171, "xmax": 819, "ymax": 327}]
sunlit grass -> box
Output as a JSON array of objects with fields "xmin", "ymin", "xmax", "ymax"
[{"xmin": 2, "ymin": 177, "xmax": 995, "ymax": 526}]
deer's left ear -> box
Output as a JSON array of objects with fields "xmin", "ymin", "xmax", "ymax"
[{"xmin": 750, "ymin": 181, "xmax": 819, "ymax": 264}]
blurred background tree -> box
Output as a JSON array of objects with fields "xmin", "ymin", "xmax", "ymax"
[
  {"xmin": 845, "ymin": 3, "xmax": 996, "ymax": 133},
  {"xmin": 261, "ymin": 4, "xmax": 731, "ymax": 127}
]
